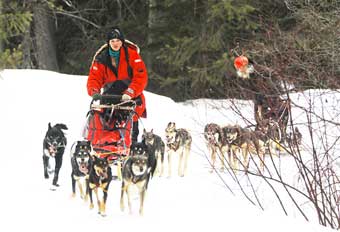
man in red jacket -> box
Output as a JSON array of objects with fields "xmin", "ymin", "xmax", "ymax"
[{"xmin": 87, "ymin": 27, "xmax": 147, "ymax": 142}]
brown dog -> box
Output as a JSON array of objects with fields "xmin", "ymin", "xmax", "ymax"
[
  {"xmin": 87, "ymin": 155, "xmax": 112, "ymax": 216},
  {"xmin": 223, "ymin": 125, "xmax": 266, "ymax": 173},
  {"xmin": 204, "ymin": 123, "xmax": 229, "ymax": 171}
]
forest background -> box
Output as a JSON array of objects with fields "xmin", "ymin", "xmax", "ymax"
[{"xmin": 0, "ymin": 0, "xmax": 339, "ymax": 101}]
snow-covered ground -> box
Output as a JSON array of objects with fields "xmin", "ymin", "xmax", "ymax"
[{"xmin": 0, "ymin": 69, "xmax": 335, "ymax": 231}]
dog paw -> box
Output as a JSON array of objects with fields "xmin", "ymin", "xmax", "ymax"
[
  {"xmin": 44, "ymin": 174, "xmax": 49, "ymax": 179},
  {"xmin": 71, "ymin": 193, "xmax": 76, "ymax": 198},
  {"xmin": 89, "ymin": 203, "xmax": 94, "ymax": 209}
]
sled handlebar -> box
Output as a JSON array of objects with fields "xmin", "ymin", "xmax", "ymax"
[
  {"xmin": 90, "ymin": 104, "xmax": 135, "ymax": 110},
  {"xmin": 99, "ymin": 94, "xmax": 142, "ymax": 105},
  {"xmin": 90, "ymin": 94, "xmax": 141, "ymax": 110},
  {"xmin": 99, "ymin": 94, "xmax": 122, "ymax": 101}
]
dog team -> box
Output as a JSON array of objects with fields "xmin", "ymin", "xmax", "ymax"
[
  {"xmin": 43, "ymin": 120, "xmax": 301, "ymax": 216},
  {"xmin": 43, "ymin": 121, "xmax": 192, "ymax": 216},
  {"xmin": 204, "ymin": 120, "xmax": 302, "ymax": 173}
]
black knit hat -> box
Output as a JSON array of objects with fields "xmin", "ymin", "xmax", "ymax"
[{"xmin": 107, "ymin": 27, "xmax": 124, "ymax": 42}]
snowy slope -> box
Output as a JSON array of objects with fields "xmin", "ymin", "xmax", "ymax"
[{"xmin": 0, "ymin": 69, "xmax": 334, "ymax": 232}]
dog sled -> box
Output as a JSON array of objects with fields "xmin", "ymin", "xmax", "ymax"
[{"xmin": 83, "ymin": 94, "xmax": 140, "ymax": 178}]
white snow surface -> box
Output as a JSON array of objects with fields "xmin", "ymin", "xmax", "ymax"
[{"xmin": 0, "ymin": 69, "xmax": 335, "ymax": 232}]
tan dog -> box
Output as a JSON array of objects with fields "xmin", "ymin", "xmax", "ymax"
[
  {"xmin": 256, "ymin": 119, "xmax": 284, "ymax": 156},
  {"xmin": 165, "ymin": 122, "xmax": 192, "ymax": 177},
  {"xmin": 223, "ymin": 125, "xmax": 266, "ymax": 173}
]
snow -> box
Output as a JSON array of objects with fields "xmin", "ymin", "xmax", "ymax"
[{"xmin": 0, "ymin": 69, "xmax": 335, "ymax": 232}]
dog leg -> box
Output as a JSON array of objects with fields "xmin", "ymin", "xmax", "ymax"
[
  {"xmin": 154, "ymin": 149, "xmax": 164, "ymax": 177},
  {"xmin": 52, "ymin": 157, "xmax": 62, "ymax": 187},
  {"xmin": 117, "ymin": 161, "xmax": 122, "ymax": 181},
  {"xmin": 241, "ymin": 146, "xmax": 249, "ymax": 172},
  {"xmin": 77, "ymin": 179, "xmax": 85, "ymax": 199},
  {"xmin": 43, "ymin": 155, "xmax": 49, "ymax": 179},
  {"xmin": 209, "ymin": 146, "xmax": 216, "ymax": 173},
  {"xmin": 167, "ymin": 150, "xmax": 173, "ymax": 178},
  {"xmin": 268, "ymin": 140, "xmax": 277, "ymax": 158},
  {"xmin": 231, "ymin": 148, "xmax": 238, "ymax": 171},
  {"xmin": 154, "ymin": 152, "xmax": 160, "ymax": 177},
  {"xmin": 100, "ymin": 190, "xmax": 108, "ymax": 216},
  {"xmin": 120, "ymin": 182, "xmax": 126, "ymax": 212},
  {"xmin": 219, "ymin": 146, "xmax": 227, "ymax": 171},
  {"xmin": 160, "ymin": 149, "xmax": 165, "ymax": 177},
  {"xmin": 126, "ymin": 185, "xmax": 132, "ymax": 214},
  {"xmin": 178, "ymin": 147, "xmax": 184, "ymax": 177},
  {"xmin": 182, "ymin": 145, "xmax": 191, "ymax": 177},
  {"xmin": 84, "ymin": 178, "xmax": 89, "ymax": 202},
  {"xmin": 71, "ymin": 174, "xmax": 76, "ymax": 197},
  {"xmin": 88, "ymin": 187, "xmax": 94, "ymax": 209},
  {"xmin": 258, "ymin": 149, "xmax": 265, "ymax": 175},
  {"xmin": 93, "ymin": 188, "xmax": 101, "ymax": 214},
  {"xmin": 139, "ymin": 187, "xmax": 146, "ymax": 216}
]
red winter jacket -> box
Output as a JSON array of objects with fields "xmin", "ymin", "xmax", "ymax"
[{"xmin": 87, "ymin": 44, "xmax": 147, "ymax": 120}]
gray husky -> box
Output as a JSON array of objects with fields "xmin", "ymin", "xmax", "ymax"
[
  {"xmin": 142, "ymin": 129, "xmax": 165, "ymax": 177},
  {"xmin": 120, "ymin": 142, "xmax": 153, "ymax": 216},
  {"xmin": 165, "ymin": 122, "xmax": 192, "ymax": 177}
]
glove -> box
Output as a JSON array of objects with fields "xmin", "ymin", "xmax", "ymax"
[
  {"xmin": 121, "ymin": 93, "xmax": 132, "ymax": 101},
  {"xmin": 92, "ymin": 93, "xmax": 101, "ymax": 101}
]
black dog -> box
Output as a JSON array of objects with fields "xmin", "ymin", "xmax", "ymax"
[
  {"xmin": 43, "ymin": 123, "xmax": 68, "ymax": 188},
  {"xmin": 142, "ymin": 129, "xmax": 165, "ymax": 177},
  {"xmin": 70, "ymin": 140, "xmax": 92, "ymax": 199},
  {"xmin": 120, "ymin": 142, "xmax": 156, "ymax": 215},
  {"xmin": 87, "ymin": 155, "xmax": 112, "ymax": 216}
]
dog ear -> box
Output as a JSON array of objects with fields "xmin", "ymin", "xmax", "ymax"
[
  {"xmin": 90, "ymin": 154, "xmax": 98, "ymax": 162},
  {"xmin": 48, "ymin": 122, "xmax": 52, "ymax": 130},
  {"xmin": 143, "ymin": 128, "xmax": 146, "ymax": 133},
  {"xmin": 236, "ymin": 125, "xmax": 242, "ymax": 134},
  {"xmin": 151, "ymin": 128, "xmax": 153, "ymax": 133}
]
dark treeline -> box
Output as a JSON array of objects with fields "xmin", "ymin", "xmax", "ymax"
[{"xmin": 1, "ymin": 0, "xmax": 339, "ymax": 101}]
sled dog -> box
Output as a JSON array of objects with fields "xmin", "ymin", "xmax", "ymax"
[
  {"xmin": 43, "ymin": 123, "xmax": 68, "ymax": 189},
  {"xmin": 286, "ymin": 126, "xmax": 302, "ymax": 149},
  {"xmin": 87, "ymin": 155, "xmax": 112, "ymax": 216},
  {"xmin": 70, "ymin": 140, "xmax": 92, "ymax": 199},
  {"xmin": 255, "ymin": 119, "xmax": 283, "ymax": 156},
  {"xmin": 165, "ymin": 122, "xmax": 192, "ymax": 177},
  {"xmin": 204, "ymin": 123, "xmax": 229, "ymax": 171},
  {"xmin": 120, "ymin": 142, "xmax": 155, "ymax": 216},
  {"xmin": 142, "ymin": 128, "xmax": 165, "ymax": 177},
  {"xmin": 223, "ymin": 125, "xmax": 266, "ymax": 173}
]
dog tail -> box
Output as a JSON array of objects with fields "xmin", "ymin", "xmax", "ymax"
[{"xmin": 55, "ymin": 123, "xmax": 68, "ymax": 130}]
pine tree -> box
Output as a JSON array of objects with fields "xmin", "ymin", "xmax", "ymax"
[{"xmin": 0, "ymin": 1, "xmax": 32, "ymax": 69}]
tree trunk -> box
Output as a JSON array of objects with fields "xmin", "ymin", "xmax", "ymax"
[
  {"xmin": 32, "ymin": 3, "xmax": 59, "ymax": 71},
  {"xmin": 0, "ymin": 0, "xmax": 3, "ymax": 54},
  {"xmin": 146, "ymin": 0, "xmax": 157, "ymax": 72},
  {"xmin": 116, "ymin": 0, "xmax": 122, "ymax": 21},
  {"xmin": 21, "ymin": 26, "xmax": 34, "ymax": 68}
]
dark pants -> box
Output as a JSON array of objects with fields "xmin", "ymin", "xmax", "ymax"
[{"xmin": 132, "ymin": 121, "xmax": 139, "ymax": 143}]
